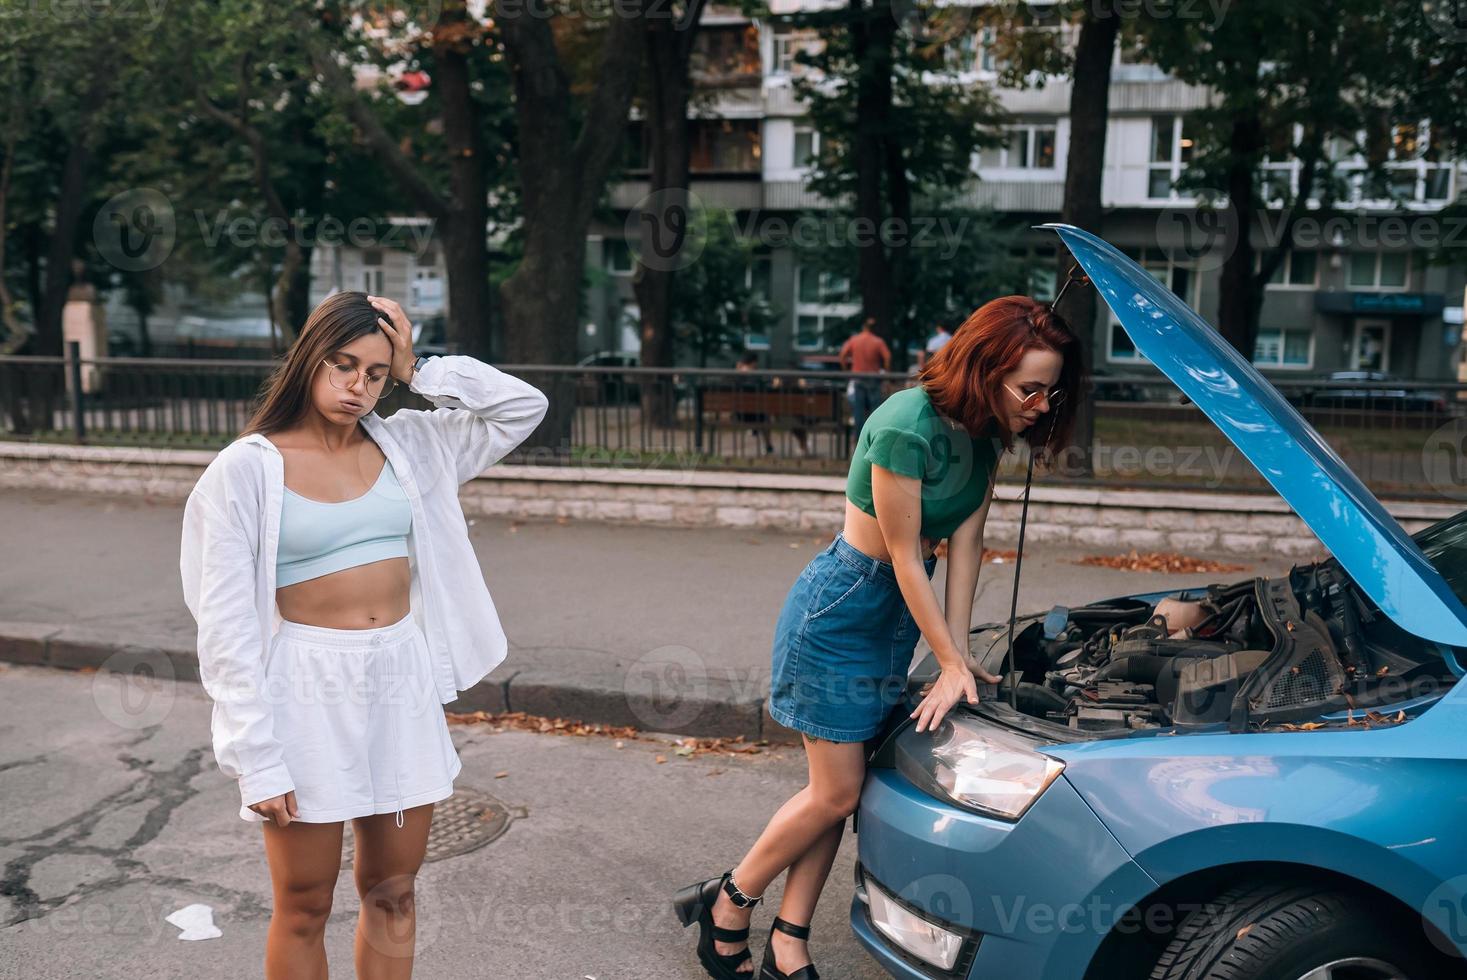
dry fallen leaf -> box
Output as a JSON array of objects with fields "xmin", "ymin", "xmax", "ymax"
[
  {"xmin": 1074, "ymin": 550, "xmax": 1247, "ymax": 574},
  {"xmin": 494, "ymin": 771, "xmax": 508, "ymax": 779},
  {"xmin": 445, "ymin": 711, "xmax": 774, "ymax": 758},
  {"xmin": 655, "ymin": 754, "xmax": 667, "ymax": 764},
  {"xmin": 1236, "ymin": 923, "xmax": 1254, "ymax": 940}
]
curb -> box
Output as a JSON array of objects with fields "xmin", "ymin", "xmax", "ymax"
[{"xmin": 0, "ymin": 621, "xmax": 800, "ymax": 745}]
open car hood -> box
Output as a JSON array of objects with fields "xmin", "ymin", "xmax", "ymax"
[{"xmin": 1044, "ymin": 223, "xmax": 1467, "ymax": 648}]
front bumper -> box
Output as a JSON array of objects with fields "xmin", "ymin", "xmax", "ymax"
[{"xmin": 850, "ymin": 767, "xmax": 1158, "ymax": 980}]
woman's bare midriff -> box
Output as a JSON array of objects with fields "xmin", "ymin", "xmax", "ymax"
[
  {"xmin": 267, "ymin": 428, "xmax": 413, "ymax": 630},
  {"xmin": 842, "ymin": 500, "xmax": 939, "ymax": 563},
  {"xmin": 276, "ymin": 557, "xmax": 411, "ymax": 630}
]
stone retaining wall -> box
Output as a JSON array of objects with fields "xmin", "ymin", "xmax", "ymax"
[{"xmin": 1, "ymin": 441, "xmax": 1456, "ymax": 558}]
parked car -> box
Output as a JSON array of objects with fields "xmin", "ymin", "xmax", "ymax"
[
  {"xmin": 410, "ymin": 314, "xmax": 450, "ymax": 357},
  {"xmin": 851, "ymin": 224, "xmax": 1467, "ymax": 980},
  {"xmin": 1299, "ymin": 371, "xmax": 1448, "ymax": 414},
  {"xmin": 576, "ymin": 350, "xmax": 642, "ymax": 404},
  {"xmin": 1088, "ymin": 367, "xmax": 1148, "ymax": 402}
]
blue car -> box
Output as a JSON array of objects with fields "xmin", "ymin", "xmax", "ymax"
[{"xmin": 850, "ymin": 225, "xmax": 1467, "ymax": 980}]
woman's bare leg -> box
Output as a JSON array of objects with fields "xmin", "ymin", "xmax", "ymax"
[
  {"xmin": 710, "ymin": 735, "xmax": 866, "ymax": 973},
  {"xmin": 767, "ymin": 818, "xmax": 844, "ymax": 973},
  {"xmin": 351, "ymin": 804, "xmax": 434, "ymax": 980},
  {"xmin": 262, "ymin": 819, "xmax": 344, "ymax": 980}
]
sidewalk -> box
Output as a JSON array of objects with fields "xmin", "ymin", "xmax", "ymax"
[{"xmin": 0, "ymin": 487, "xmax": 1300, "ymax": 739}]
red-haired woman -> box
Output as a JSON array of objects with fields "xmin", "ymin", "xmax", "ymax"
[{"xmin": 675, "ymin": 295, "xmax": 1083, "ymax": 980}]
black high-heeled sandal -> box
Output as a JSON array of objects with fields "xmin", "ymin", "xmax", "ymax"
[
  {"xmin": 759, "ymin": 916, "xmax": 819, "ymax": 980},
  {"xmin": 673, "ymin": 868, "xmax": 764, "ymax": 979}
]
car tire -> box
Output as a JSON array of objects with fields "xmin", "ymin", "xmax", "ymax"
[{"xmin": 1149, "ymin": 882, "xmax": 1440, "ymax": 980}]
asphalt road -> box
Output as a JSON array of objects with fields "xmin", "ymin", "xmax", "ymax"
[{"xmin": 0, "ymin": 663, "xmax": 887, "ymax": 980}]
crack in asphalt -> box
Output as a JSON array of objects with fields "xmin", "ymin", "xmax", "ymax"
[{"xmin": 0, "ymin": 726, "xmax": 266, "ymax": 927}]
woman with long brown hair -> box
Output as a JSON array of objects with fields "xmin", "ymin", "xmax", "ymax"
[
  {"xmin": 179, "ymin": 291, "xmax": 547, "ymax": 978},
  {"xmin": 674, "ymin": 295, "xmax": 1083, "ymax": 980}
]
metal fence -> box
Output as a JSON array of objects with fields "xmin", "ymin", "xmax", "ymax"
[{"xmin": 3, "ymin": 347, "xmax": 1466, "ymax": 502}]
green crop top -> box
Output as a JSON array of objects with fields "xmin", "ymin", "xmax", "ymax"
[{"xmin": 845, "ymin": 385, "xmax": 1003, "ymax": 540}]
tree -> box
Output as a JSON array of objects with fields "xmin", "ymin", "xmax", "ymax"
[
  {"xmin": 0, "ymin": 0, "xmax": 130, "ymax": 357},
  {"xmin": 629, "ymin": 0, "xmax": 709, "ymax": 422},
  {"xmin": 788, "ymin": 0, "xmax": 1008, "ymax": 358},
  {"xmin": 1139, "ymin": 0, "xmax": 1399, "ymax": 359},
  {"xmin": 302, "ymin": 0, "xmax": 507, "ymax": 356},
  {"xmin": 668, "ymin": 207, "xmax": 778, "ymax": 366},
  {"xmin": 493, "ymin": 0, "xmax": 647, "ymax": 365},
  {"xmin": 970, "ymin": 0, "xmax": 1127, "ymax": 476}
]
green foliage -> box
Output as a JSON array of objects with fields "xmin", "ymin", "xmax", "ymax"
[
  {"xmin": 669, "ymin": 208, "xmax": 780, "ymax": 365},
  {"xmin": 1136, "ymin": 0, "xmax": 1402, "ymax": 206},
  {"xmin": 790, "ymin": 205, "xmax": 1026, "ymax": 355},
  {"xmin": 789, "ymin": 4, "xmax": 1009, "ymax": 204}
]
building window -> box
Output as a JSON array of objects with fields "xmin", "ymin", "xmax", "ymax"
[
  {"xmin": 977, "ymin": 27, "xmax": 1004, "ymax": 73},
  {"xmin": 605, "ymin": 238, "xmax": 633, "ymax": 276},
  {"xmin": 793, "ymin": 127, "xmax": 820, "ymax": 168},
  {"xmin": 1148, "ymin": 115, "xmax": 1193, "ymax": 199},
  {"xmin": 1116, "ymin": 31, "xmax": 1149, "ymax": 66},
  {"xmin": 1107, "ymin": 247, "xmax": 1199, "ymax": 363},
  {"xmin": 1253, "ymin": 328, "xmax": 1314, "ymax": 369},
  {"xmin": 744, "ymin": 254, "xmax": 773, "ymax": 350},
  {"xmin": 771, "ymin": 28, "xmax": 817, "ymax": 76},
  {"xmin": 1009, "ymin": 245, "xmax": 1058, "ymax": 300},
  {"xmin": 690, "ymin": 119, "xmax": 761, "ymax": 174},
  {"xmin": 794, "ymin": 265, "xmax": 859, "ymax": 350},
  {"xmin": 361, "ymin": 248, "xmax": 384, "ymax": 294},
  {"xmin": 691, "ymin": 25, "xmax": 761, "ymax": 82},
  {"xmin": 409, "ymin": 247, "xmax": 444, "ymax": 312},
  {"xmin": 979, "ymin": 123, "xmax": 1057, "ymax": 170},
  {"xmin": 622, "ymin": 121, "xmax": 649, "ymax": 173},
  {"xmin": 1261, "ymin": 250, "xmax": 1318, "ymax": 289},
  {"xmin": 1347, "ymin": 251, "xmax": 1410, "ymax": 290}
]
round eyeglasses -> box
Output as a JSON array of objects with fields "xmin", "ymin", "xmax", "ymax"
[
  {"xmin": 1003, "ymin": 383, "xmax": 1066, "ymax": 412},
  {"xmin": 321, "ymin": 358, "xmax": 395, "ymax": 399}
]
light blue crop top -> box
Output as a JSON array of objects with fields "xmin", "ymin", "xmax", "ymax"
[{"xmin": 276, "ymin": 460, "xmax": 412, "ymax": 588}]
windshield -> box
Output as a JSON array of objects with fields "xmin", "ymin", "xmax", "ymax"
[{"xmin": 1414, "ymin": 509, "xmax": 1467, "ymax": 609}]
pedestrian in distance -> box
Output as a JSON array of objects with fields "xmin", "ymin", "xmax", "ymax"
[
  {"xmin": 179, "ymin": 291, "xmax": 547, "ymax": 979},
  {"xmin": 838, "ymin": 317, "xmax": 892, "ymax": 440},
  {"xmin": 674, "ymin": 295, "xmax": 1084, "ymax": 980}
]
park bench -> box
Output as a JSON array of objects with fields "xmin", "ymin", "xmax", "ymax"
[{"xmin": 694, "ymin": 385, "xmax": 851, "ymax": 455}]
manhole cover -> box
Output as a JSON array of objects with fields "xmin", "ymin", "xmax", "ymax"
[{"xmin": 341, "ymin": 786, "xmax": 514, "ymax": 866}]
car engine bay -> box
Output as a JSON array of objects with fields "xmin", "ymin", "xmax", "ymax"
[{"xmin": 963, "ymin": 559, "xmax": 1457, "ymax": 734}]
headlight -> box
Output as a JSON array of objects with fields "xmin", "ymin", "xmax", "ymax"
[{"xmin": 896, "ymin": 714, "xmax": 1065, "ymax": 820}]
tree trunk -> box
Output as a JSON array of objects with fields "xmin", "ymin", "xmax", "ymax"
[
  {"xmin": 849, "ymin": 0, "xmax": 896, "ymax": 341},
  {"xmin": 495, "ymin": 0, "xmax": 646, "ymax": 451},
  {"xmin": 435, "ymin": 4, "xmax": 491, "ymax": 357},
  {"xmin": 301, "ymin": 0, "xmax": 491, "ymax": 355},
  {"xmin": 633, "ymin": 0, "xmax": 705, "ymax": 426},
  {"xmin": 36, "ymin": 76, "xmax": 110, "ymax": 357},
  {"xmin": 1216, "ymin": 108, "xmax": 1263, "ymax": 359},
  {"xmin": 1055, "ymin": 1, "xmax": 1119, "ymax": 479}
]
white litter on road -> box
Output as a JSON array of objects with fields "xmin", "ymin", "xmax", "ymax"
[{"xmin": 165, "ymin": 903, "xmax": 222, "ymax": 941}]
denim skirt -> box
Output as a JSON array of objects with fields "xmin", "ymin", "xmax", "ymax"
[{"xmin": 767, "ymin": 532, "xmax": 938, "ymax": 743}]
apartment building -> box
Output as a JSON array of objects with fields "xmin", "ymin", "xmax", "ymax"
[{"xmin": 585, "ymin": 5, "xmax": 1466, "ymax": 379}]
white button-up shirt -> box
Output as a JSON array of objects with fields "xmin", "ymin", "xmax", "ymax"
[{"xmin": 179, "ymin": 355, "xmax": 549, "ymax": 809}]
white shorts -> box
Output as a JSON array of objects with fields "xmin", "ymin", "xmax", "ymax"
[{"xmin": 244, "ymin": 612, "xmax": 462, "ymax": 826}]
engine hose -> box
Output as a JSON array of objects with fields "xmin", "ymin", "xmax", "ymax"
[
  {"xmin": 1004, "ymin": 681, "xmax": 1070, "ymax": 716},
  {"xmin": 1096, "ymin": 654, "xmax": 1173, "ymax": 684},
  {"xmin": 1195, "ymin": 596, "xmax": 1248, "ymax": 637}
]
